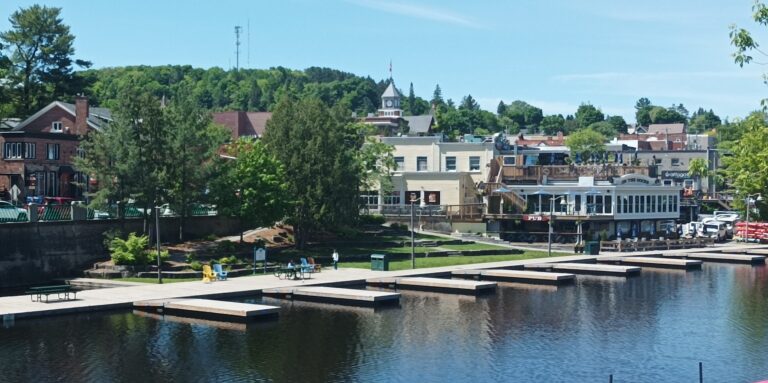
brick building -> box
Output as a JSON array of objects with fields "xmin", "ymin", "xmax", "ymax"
[{"xmin": 0, "ymin": 96, "xmax": 111, "ymax": 202}]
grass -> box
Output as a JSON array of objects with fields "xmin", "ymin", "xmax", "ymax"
[
  {"xmin": 116, "ymin": 277, "xmax": 202, "ymax": 284},
  {"xmin": 437, "ymin": 243, "xmax": 509, "ymax": 251},
  {"xmin": 342, "ymin": 251, "xmax": 550, "ymax": 271}
]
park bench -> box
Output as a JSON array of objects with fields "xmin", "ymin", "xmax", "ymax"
[{"xmin": 25, "ymin": 285, "xmax": 77, "ymax": 302}]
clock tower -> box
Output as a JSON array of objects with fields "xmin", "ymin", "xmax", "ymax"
[{"xmin": 378, "ymin": 81, "xmax": 402, "ymax": 117}]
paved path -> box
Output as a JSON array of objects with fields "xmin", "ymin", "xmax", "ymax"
[{"xmin": 2, "ymin": 242, "xmax": 766, "ymax": 321}]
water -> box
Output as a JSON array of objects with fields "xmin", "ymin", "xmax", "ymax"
[{"xmin": 2, "ymin": 264, "xmax": 768, "ymax": 382}]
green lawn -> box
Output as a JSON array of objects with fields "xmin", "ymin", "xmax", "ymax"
[
  {"xmin": 342, "ymin": 251, "xmax": 550, "ymax": 271},
  {"xmin": 437, "ymin": 243, "xmax": 509, "ymax": 251},
  {"xmin": 116, "ymin": 277, "xmax": 201, "ymax": 284}
]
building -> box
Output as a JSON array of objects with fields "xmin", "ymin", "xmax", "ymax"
[
  {"xmin": 363, "ymin": 79, "xmax": 435, "ymax": 136},
  {"xmin": 212, "ymin": 111, "xmax": 272, "ymax": 140},
  {"xmin": 0, "ymin": 96, "xmax": 110, "ymax": 201}
]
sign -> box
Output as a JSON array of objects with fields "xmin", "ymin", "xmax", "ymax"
[
  {"xmin": 662, "ymin": 171, "xmax": 691, "ymax": 180},
  {"xmin": 254, "ymin": 248, "xmax": 266, "ymax": 262},
  {"xmin": 523, "ymin": 214, "xmax": 549, "ymax": 222}
]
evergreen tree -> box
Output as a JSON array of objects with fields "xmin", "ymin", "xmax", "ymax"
[{"xmin": 431, "ymin": 84, "xmax": 444, "ymax": 106}]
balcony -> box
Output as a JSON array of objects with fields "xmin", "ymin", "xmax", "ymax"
[{"xmin": 498, "ymin": 163, "xmax": 652, "ymax": 183}]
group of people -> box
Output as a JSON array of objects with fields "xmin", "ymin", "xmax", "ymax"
[{"xmin": 285, "ymin": 249, "xmax": 340, "ymax": 270}]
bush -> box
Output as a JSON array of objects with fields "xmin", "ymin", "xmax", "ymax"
[
  {"xmin": 360, "ymin": 214, "xmax": 385, "ymax": 225},
  {"xmin": 203, "ymin": 234, "xmax": 218, "ymax": 241},
  {"xmin": 219, "ymin": 255, "xmax": 239, "ymax": 264},
  {"xmin": 185, "ymin": 253, "xmax": 196, "ymax": 263},
  {"xmin": 109, "ymin": 233, "xmax": 150, "ymax": 265},
  {"xmin": 189, "ymin": 261, "xmax": 203, "ymax": 271},
  {"xmin": 148, "ymin": 249, "xmax": 170, "ymax": 264},
  {"xmin": 216, "ymin": 240, "xmax": 238, "ymax": 254}
]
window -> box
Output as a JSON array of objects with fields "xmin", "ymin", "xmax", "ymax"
[
  {"xmin": 671, "ymin": 158, "xmax": 680, "ymax": 166},
  {"xmin": 360, "ymin": 191, "xmax": 379, "ymax": 206},
  {"xmin": 446, "ymin": 156, "xmax": 456, "ymax": 171},
  {"xmin": 470, "ymin": 156, "xmax": 482, "ymax": 170},
  {"xmin": 417, "ymin": 156, "xmax": 427, "ymax": 171},
  {"xmin": 394, "ymin": 156, "xmax": 404, "ymax": 170},
  {"xmin": 4, "ymin": 142, "xmax": 22, "ymax": 159},
  {"xmin": 47, "ymin": 171, "xmax": 58, "ymax": 196},
  {"xmin": 655, "ymin": 158, "xmax": 662, "ymax": 165},
  {"xmin": 47, "ymin": 143, "xmax": 60, "ymax": 160},
  {"xmin": 51, "ymin": 121, "xmax": 63, "ymax": 132},
  {"xmin": 604, "ymin": 196, "xmax": 612, "ymax": 214},
  {"xmin": 25, "ymin": 143, "xmax": 35, "ymax": 159},
  {"xmin": 383, "ymin": 192, "xmax": 400, "ymax": 205},
  {"xmin": 76, "ymin": 147, "xmax": 85, "ymax": 159}
]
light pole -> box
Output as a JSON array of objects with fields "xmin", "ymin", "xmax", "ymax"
[
  {"xmin": 155, "ymin": 206, "xmax": 162, "ymax": 284},
  {"xmin": 532, "ymin": 190, "xmax": 571, "ymax": 257},
  {"xmin": 745, "ymin": 193, "xmax": 763, "ymax": 242},
  {"xmin": 410, "ymin": 193, "xmax": 426, "ymax": 269}
]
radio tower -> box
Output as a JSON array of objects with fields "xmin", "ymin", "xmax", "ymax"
[{"xmin": 234, "ymin": 25, "xmax": 242, "ymax": 71}]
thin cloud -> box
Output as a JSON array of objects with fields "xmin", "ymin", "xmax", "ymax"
[
  {"xmin": 346, "ymin": 0, "xmax": 484, "ymax": 29},
  {"xmin": 552, "ymin": 71, "xmax": 762, "ymax": 82}
]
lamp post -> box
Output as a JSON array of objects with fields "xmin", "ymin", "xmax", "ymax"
[
  {"xmin": 155, "ymin": 206, "xmax": 162, "ymax": 284},
  {"xmin": 410, "ymin": 195, "xmax": 426, "ymax": 269},
  {"xmin": 532, "ymin": 190, "xmax": 571, "ymax": 257},
  {"xmin": 745, "ymin": 193, "xmax": 763, "ymax": 242}
]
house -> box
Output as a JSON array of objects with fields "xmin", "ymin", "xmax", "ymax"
[
  {"xmin": 0, "ymin": 96, "xmax": 110, "ymax": 201},
  {"xmin": 212, "ymin": 111, "xmax": 272, "ymax": 140}
]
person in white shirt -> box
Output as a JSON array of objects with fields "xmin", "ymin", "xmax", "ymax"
[{"xmin": 332, "ymin": 249, "xmax": 339, "ymax": 270}]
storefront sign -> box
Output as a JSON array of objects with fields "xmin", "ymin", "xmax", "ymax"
[
  {"xmin": 661, "ymin": 171, "xmax": 690, "ymax": 180},
  {"xmin": 523, "ymin": 214, "xmax": 549, "ymax": 222}
]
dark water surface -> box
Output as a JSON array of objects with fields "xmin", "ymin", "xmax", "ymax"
[{"xmin": 2, "ymin": 264, "xmax": 768, "ymax": 382}]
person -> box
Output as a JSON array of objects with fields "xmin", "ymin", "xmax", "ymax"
[
  {"xmin": 332, "ymin": 249, "xmax": 339, "ymax": 270},
  {"xmin": 0, "ymin": 186, "xmax": 8, "ymax": 201},
  {"xmin": 287, "ymin": 259, "xmax": 295, "ymax": 269}
]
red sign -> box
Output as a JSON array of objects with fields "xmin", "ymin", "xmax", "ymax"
[{"xmin": 523, "ymin": 214, "xmax": 549, "ymax": 222}]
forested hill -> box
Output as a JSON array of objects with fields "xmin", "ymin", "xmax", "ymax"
[{"xmin": 79, "ymin": 65, "xmax": 424, "ymax": 116}]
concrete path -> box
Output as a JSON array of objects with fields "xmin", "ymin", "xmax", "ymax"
[{"xmin": 2, "ymin": 242, "xmax": 766, "ymax": 321}]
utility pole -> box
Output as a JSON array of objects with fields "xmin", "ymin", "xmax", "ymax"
[{"xmin": 234, "ymin": 25, "xmax": 242, "ymax": 71}]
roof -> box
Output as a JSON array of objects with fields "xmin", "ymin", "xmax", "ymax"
[
  {"xmin": 382, "ymin": 82, "xmax": 401, "ymax": 98},
  {"xmin": 13, "ymin": 101, "xmax": 111, "ymax": 132},
  {"xmin": 0, "ymin": 118, "xmax": 20, "ymax": 130},
  {"xmin": 212, "ymin": 111, "xmax": 272, "ymax": 138},
  {"xmin": 647, "ymin": 123, "xmax": 685, "ymax": 135},
  {"xmin": 403, "ymin": 115, "xmax": 434, "ymax": 134}
]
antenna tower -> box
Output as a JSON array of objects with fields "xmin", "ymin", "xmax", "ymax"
[{"xmin": 235, "ymin": 25, "xmax": 242, "ymax": 70}]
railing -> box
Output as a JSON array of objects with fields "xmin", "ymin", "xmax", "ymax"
[
  {"xmin": 497, "ymin": 161, "xmax": 651, "ymax": 182},
  {"xmin": 0, "ymin": 202, "xmax": 219, "ymax": 224},
  {"xmin": 367, "ymin": 203, "xmax": 485, "ymax": 221}
]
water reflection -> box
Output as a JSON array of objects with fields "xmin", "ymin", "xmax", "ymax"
[{"xmin": 0, "ymin": 265, "xmax": 767, "ymax": 382}]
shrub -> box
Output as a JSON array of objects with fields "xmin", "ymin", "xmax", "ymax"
[
  {"xmin": 360, "ymin": 214, "xmax": 385, "ymax": 225},
  {"xmin": 185, "ymin": 253, "xmax": 196, "ymax": 263},
  {"xmin": 109, "ymin": 233, "xmax": 149, "ymax": 265},
  {"xmin": 148, "ymin": 249, "xmax": 170, "ymax": 264},
  {"xmin": 219, "ymin": 255, "xmax": 239, "ymax": 264},
  {"xmin": 203, "ymin": 234, "xmax": 218, "ymax": 241},
  {"xmin": 189, "ymin": 261, "xmax": 203, "ymax": 271},
  {"xmin": 216, "ymin": 240, "xmax": 237, "ymax": 254}
]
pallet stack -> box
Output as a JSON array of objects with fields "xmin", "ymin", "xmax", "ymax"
[{"xmin": 734, "ymin": 222, "xmax": 768, "ymax": 242}]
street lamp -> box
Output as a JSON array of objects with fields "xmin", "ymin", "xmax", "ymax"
[
  {"xmin": 531, "ymin": 190, "xmax": 572, "ymax": 257},
  {"xmin": 745, "ymin": 193, "xmax": 763, "ymax": 242},
  {"xmin": 155, "ymin": 205, "xmax": 162, "ymax": 284},
  {"xmin": 410, "ymin": 192, "xmax": 426, "ymax": 269},
  {"xmin": 493, "ymin": 186, "xmax": 511, "ymax": 214}
]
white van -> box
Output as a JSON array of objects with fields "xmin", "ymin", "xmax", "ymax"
[{"xmin": 702, "ymin": 219, "xmax": 728, "ymax": 242}]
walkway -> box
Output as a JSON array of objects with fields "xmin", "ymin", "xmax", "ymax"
[{"xmin": 2, "ymin": 243, "xmax": 765, "ymax": 321}]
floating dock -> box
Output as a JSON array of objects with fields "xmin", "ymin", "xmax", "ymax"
[
  {"xmin": 663, "ymin": 252, "xmax": 766, "ymax": 264},
  {"xmin": 525, "ymin": 263, "xmax": 641, "ymax": 277},
  {"xmin": 133, "ymin": 310, "xmax": 252, "ymax": 331},
  {"xmin": 599, "ymin": 256, "xmax": 702, "ymax": 270},
  {"xmin": 133, "ymin": 298, "xmax": 279, "ymax": 321},
  {"xmin": 452, "ymin": 269, "xmax": 575, "ymax": 285},
  {"xmin": 262, "ymin": 286, "xmax": 400, "ymax": 307},
  {"xmin": 367, "ymin": 277, "xmax": 497, "ymax": 295}
]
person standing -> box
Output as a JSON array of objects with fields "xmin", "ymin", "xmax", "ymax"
[{"xmin": 332, "ymin": 249, "xmax": 339, "ymax": 270}]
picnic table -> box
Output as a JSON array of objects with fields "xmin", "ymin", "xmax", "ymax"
[
  {"xmin": 25, "ymin": 285, "xmax": 77, "ymax": 302},
  {"xmin": 273, "ymin": 266, "xmax": 311, "ymax": 280}
]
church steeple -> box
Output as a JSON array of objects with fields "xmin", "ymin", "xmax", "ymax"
[{"xmin": 379, "ymin": 80, "xmax": 402, "ymax": 115}]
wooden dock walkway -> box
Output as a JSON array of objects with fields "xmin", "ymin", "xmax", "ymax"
[
  {"xmin": 525, "ymin": 262, "xmax": 641, "ymax": 276},
  {"xmin": 134, "ymin": 298, "xmax": 279, "ymax": 321},
  {"xmin": 598, "ymin": 256, "xmax": 702, "ymax": 270},
  {"xmin": 662, "ymin": 252, "xmax": 766, "ymax": 264},
  {"xmin": 451, "ymin": 269, "xmax": 575, "ymax": 285},
  {"xmin": 366, "ymin": 277, "xmax": 497, "ymax": 294},
  {"xmin": 262, "ymin": 286, "xmax": 400, "ymax": 307}
]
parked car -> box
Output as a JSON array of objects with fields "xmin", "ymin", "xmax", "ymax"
[
  {"xmin": 702, "ymin": 219, "xmax": 728, "ymax": 242},
  {"xmin": 0, "ymin": 201, "xmax": 27, "ymax": 222}
]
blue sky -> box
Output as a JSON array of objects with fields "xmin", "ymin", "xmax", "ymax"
[{"xmin": 1, "ymin": 0, "xmax": 765, "ymax": 122}]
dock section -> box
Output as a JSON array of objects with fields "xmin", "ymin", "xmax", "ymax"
[
  {"xmin": 599, "ymin": 256, "xmax": 702, "ymax": 270},
  {"xmin": 262, "ymin": 286, "xmax": 400, "ymax": 307},
  {"xmin": 525, "ymin": 263, "xmax": 641, "ymax": 277},
  {"xmin": 663, "ymin": 252, "xmax": 766, "ymax": 264},
  {"xmin": 367, "ymin": 277, "xmax": 497, "ymax": 295},
  {"xmin": 134, "ymin": 298, "xmax": 279, "ymax": 321},
  {"xmin": 452, "ymin": 269, "xmax": 575, "ymax": 285}
]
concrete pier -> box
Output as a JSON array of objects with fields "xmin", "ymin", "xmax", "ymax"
[
  {"xmin": 134, "ymin": 298, "xmax": 279, "ymax": 321},
  {"xmin": 367, "ymin": 277, "xmax": 497, "ymax": 295},
  {"xmin": 599, "ymin": 256, "xmax": 702, "ymax": 270},
  {"xmin": 663, "ymin": 252, "xmax": 766, "ymax": 264},
  {"xmin": 452, "ymin": 269, "xmax": 575, "ymax": 285},
  {"xmin": 526, "ymin": 263, "xmax": 641, "ymax": 276},
  {"xmin": 262, "ymin": 286, "xmax": 400, "ymax": 307}
]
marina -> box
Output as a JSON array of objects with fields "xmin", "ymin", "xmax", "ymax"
[
  {"xmin": 525, "ymin": 262, "xmax": 642, "ymax": 276},
  {"xmin": 134, "ymin": 298, "xmax": 279, "ymax": 321},
  {"xmin": 261, "ymin": 286, "xmax": 400, "ymax": 307},
  {"xmin": 663, "ymin": 252, "xmax": 767, "ymax": 264}
]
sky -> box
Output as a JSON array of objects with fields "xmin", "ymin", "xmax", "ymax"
[{"xmin": 1, "ymin": 0, "xmax": 766, "ymax": 122}]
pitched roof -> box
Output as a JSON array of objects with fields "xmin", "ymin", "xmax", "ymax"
[
  {"xmin": 647, "ymin": 123, "xmax": 685, "ymax": 135},
  {"xmin": 382, "ymin": 82, "xmax": 401, "ymax": 98},
  {"xmin": 13, "ymin": 101, "xmax": 112, "ymax": 132},
  {"xmin": 403, "ymin": 115, "xmax": 434, "ymax": 134}
]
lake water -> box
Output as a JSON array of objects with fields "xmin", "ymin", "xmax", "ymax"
[{"xmin": 2, "ymin": 263, "xmax": 767, "ymax": 382}]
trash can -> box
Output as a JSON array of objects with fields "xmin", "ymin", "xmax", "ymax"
[
  {"xmin": 585, "ymin": 241, "xmax": 600, "ymax": 255},
  {"xmin": 371, "ymin": 254, "xmax": 389, "ymax": 271}
]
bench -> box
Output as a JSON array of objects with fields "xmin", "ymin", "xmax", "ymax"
[{"xmin": 25, "ymin": 285, "xmax": 77, "ymax": 302}]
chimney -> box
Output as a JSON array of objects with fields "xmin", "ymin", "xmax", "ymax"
[{"xmin": 75, "ymin": 95, "xmax": 89, "ymax": 135}]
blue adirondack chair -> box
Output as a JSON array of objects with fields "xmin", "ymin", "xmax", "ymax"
[
  {"xmin": 299, "ymin": 258, "xmax": 314, "ymax": 276},
  {"xmin": 212, "ymin": 263, "xmax": 228, "ymax": 281}
]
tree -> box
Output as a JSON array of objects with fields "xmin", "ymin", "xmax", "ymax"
[
  {"xmin": 565, "ymin": 128, "xmax": 606, "ymax": 162},
  {"xmin": 689, "ymin": 108, "xmax": 721, "ymax": 134},
  {"xmin": 209, "ymin": 139, "xmax": 291, "ymax": 242},
  {"xmin": 731, "ymin": 1, "xmax": 768, "ymax": 108},
  {"xmin": 431, "ymin": 84, "xmax": 444, "ymax": 106},
  {"xmin": 586, "ymin": 121, "xmax": 617, "ymax": 138},
  {"xmin": 649, "ymin": 106, "xmax": 686, "ymax": 124},
  {"xmin": 459, "ymin": 94, "xmax": 480, "ymax": 111},
  {"xmin": 407, "ymin": 82, "xmax": 416, "ymax": 115},
  {"xmin": 164, "ymin": 89, "xmax": 230, "ymax": 240},
  {"xmin": 540, "ymin": 114, "xmax": 565, "ymax": 135},
  {"xmin": 575, "ymin": 103, "xmax": 604, "ymax": 129},
  {"xmin": 721, "ymin": 112, "xmax": 768, "ymax": 219},
  {"xmin": 497, "ymin": 100, "xmax": 506, "ymax": 116},
  {"xmin": 606, "ymin": 115, "xmax": 628, "ymax": 134},
  {"xmin": 688, "ymin": 158, "xmax": 709, "ymax": 192},
  {"xmin": 0, "ymin": 5, "xmax": 91, "ymax": 116},
  {"xmin": 503, "ymin": 100, "xmax": 543, "ymax": 129},
  {"xmin": 635, "ymin": 97, "xmax": 652, "ymax": 126},
  {"xmin": 262, "ymin": 97, "xmax": 360, "ymax": 248}
]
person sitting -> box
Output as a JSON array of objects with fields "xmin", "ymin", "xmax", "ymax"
[{"xmin": 286, "ymin": 259, "xmax": 295, "ymax": 269}]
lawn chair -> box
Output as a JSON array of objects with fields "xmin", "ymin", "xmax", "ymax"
[
  {"xmin": 307, "ymin": 257, "xmax": 322, "ymax": 273},
  {"xmin": 202, "ymin": 264, "xmax": 216, "ymax": 283},
  {"xmin": 213, "ymin": 263, "xmax": 228, "ymax": 281}
]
